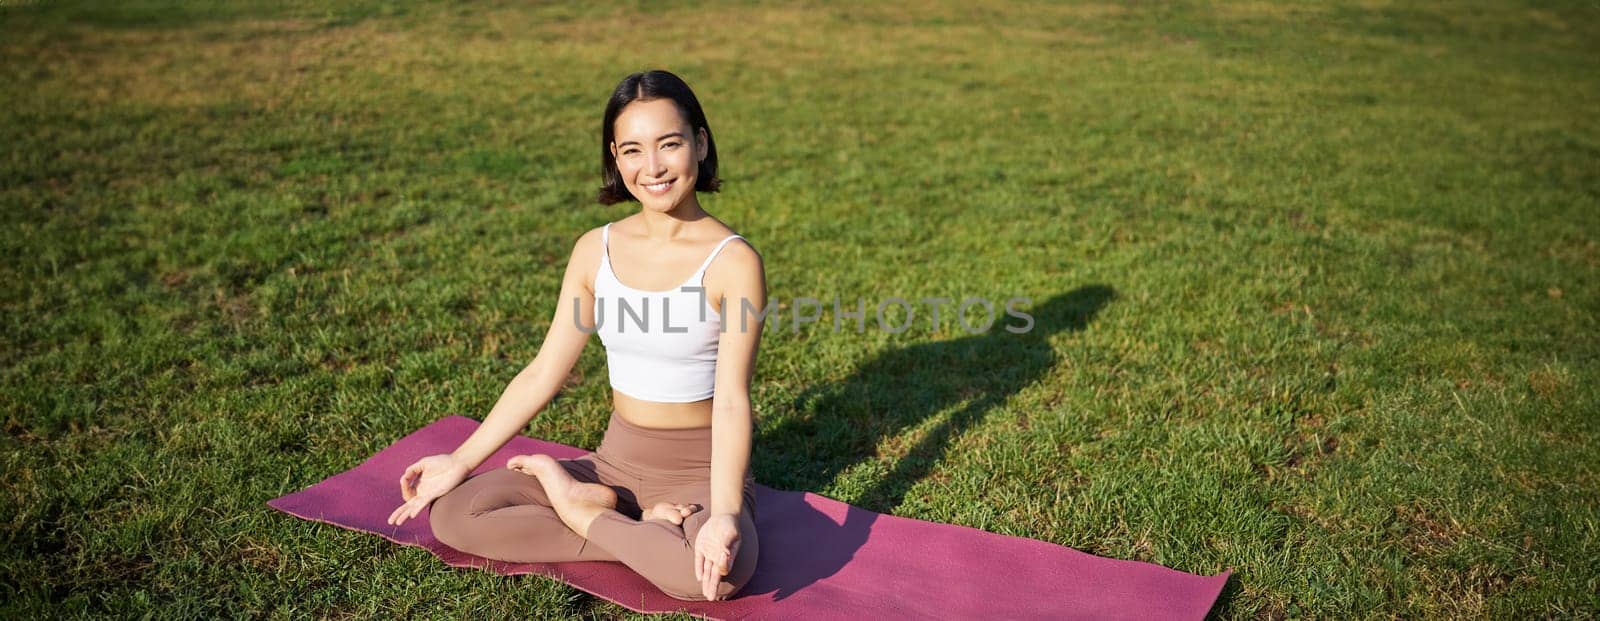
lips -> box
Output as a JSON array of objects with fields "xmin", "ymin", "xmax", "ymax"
[{"xmin": 641, "ymin": 179, "xmax": 675, "ymax": 195}]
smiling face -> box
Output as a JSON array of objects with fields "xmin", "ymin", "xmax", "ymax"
[{"xmin": 609, "ymin": 98, "xmax": 710, "ymax": 213}]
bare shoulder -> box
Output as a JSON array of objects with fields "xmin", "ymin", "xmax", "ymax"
[
  {"xmin": 714, "ymin": 237, "xmax": 764, "ymax": 279},
  {"xmin": 705, "ymin": 237, "xmax": 763, "ymax": 320},
  {"xmin": 565, "ymin": 225, "xmax": 606, "ymax": 282},
  {"xmin": 572, "ymin": 225, "xmax": 605, "ymax": 255}
]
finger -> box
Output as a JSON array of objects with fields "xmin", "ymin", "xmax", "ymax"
[
  {"xmin": 392, "ymin": 501, "xmax": 409, "ymax": 526},
  {"xmin": 707, "ymin": 553, "xmax": 720, "ymax": 595},
  {"xmin": 387, "ymin": 504, "xmax": 404, "ymax": 526},
  {"xmin": 693, "ymin": 550, "xmax": 703, "ymax": 581},
  {"xmin": 405, "ymin": 464, "xmax": 427, "ymax": 498},
  {"xmin": 703, "ymin": 559, "xmax": 718, "ymax": 600},
  {"xmin": 392, "ymin": 499, "xmax": 418, "ymax": 526},
  {"xmin": 722, "ymin": 539, "xmax": 740, "ymax": 575},
  {"xmin": 399, "ymin": 467, "xmax": 420, "ymax": 501}
]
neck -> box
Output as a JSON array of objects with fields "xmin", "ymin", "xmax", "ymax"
[{"xmin": 639, "ymin": 194, "xmax": 709, "ymax": 240}]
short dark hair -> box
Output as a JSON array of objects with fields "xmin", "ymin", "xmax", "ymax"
[{"xmin": 597, "ymin": 70, "xmax": 722, "ymax": 205}]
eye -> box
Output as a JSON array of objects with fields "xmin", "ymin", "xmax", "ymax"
[{"xmin": 662, "ymin": 142, "xmax": 681, "ymax": 150}]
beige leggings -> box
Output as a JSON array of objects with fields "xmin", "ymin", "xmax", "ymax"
[{"xmin": 429, "ymin": 411, "xmax": 759, "ymax": 601}]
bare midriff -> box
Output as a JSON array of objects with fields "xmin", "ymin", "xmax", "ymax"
[{"xmin": 612, "ymin": 390, "xmax": 714, "ymax": 430}]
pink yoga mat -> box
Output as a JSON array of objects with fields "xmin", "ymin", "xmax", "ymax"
[{"xmin": 268, "ymin": 416, "xmax": 1231, "ymax": 619}]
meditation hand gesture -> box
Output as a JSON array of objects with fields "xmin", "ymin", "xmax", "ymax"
[
  {"xmin": 388, "ymin": 454, "xmax": 471, "ymax": 527},
  {"xmin": 693, "ymin": 513, "xmax": 741, "ymax": 601}
]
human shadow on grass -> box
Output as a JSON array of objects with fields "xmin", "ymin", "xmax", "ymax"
[{"xmin": 744, "ymin": 285, "xmax": 1115, "ymax": 600}]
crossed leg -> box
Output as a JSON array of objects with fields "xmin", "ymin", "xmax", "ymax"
[
  {"xmin": 504, "ymin": 454, "xmax": 702, "ymax": 534},
  {"xmin": 429, "ymin": 456, "xmax": 636, "ymax": 563},
  {"xmin": 431, "ymin": 452, "xmax": 755, "ymax": 600},
  {"xmin": 510, "ymin": 453, "xmax": 759, "ymax": 601}
]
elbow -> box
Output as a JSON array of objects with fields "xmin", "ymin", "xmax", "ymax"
[
  {"xmin": 712, "ymin": 392, "xmax": 751, "ymax": 418},
  {"xmin": 516, "ymin": 358, "xmax": 566, "ymax": 398},
  {"xmin": 522, "ymin": 352, "xmax": 570, "ymax": 384},
  {"xmin": 713, "ymin": 384, "xmax": 750, "ymax": 404}
]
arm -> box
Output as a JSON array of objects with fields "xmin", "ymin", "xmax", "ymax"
[
  {"xmin": 390, "ymin": 228, "xmax": 601, "ymax": 526},
  {"xmin": 707, "ymin": 241, "xmax": 766, "ymax": 516},
  {"xmin": 448, "ymin": 229, "xmax": 602, "ymax": 470},
  {"xmin": 693, "ymin": 240, "xmax": 766, "ymax": 598}
]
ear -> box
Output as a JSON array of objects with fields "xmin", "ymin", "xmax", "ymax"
[
  {"xmin": 609, "ymin": 140, "xmax": 618, "ymax": 160},
  {"xmin": 696, "ymin": 127, "xmax": 709, "ymax": 162}
]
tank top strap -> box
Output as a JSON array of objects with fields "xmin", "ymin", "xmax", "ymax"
[
  {"xmin": 693, "ymin": 234, "xmax": 746, "ymax": 277},
  {"xmin": 594, "ymin": 223, "xmax": 615, "ymax": 285}
]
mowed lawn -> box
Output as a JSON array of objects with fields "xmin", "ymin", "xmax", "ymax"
[{"xmin": 3, "ymin": 1, "xmax": 1597, "ymax": 618}]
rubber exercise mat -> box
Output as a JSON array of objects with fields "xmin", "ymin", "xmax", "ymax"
[{"xmin": 268, "ymin": 416, "xmax": 1231, "ymax": 619}]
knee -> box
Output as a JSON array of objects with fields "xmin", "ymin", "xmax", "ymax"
[
  {"xmin": 659, "ymin": 579, "xmax": 704, "ymax": 602},
  {"xmin": 653, "ymin": 561, "xmax": 736, "ymax": 602},
  {"xmin": 658, "ymin": 569, "xmax": 753, "ymax": 602},
  {"xmin": 659, "ymin": 537, "xmax": 758, "ymax": 601},
  {"xmin": 427, "ymin": 488, "xmax": 475, "ymax": 551},
  {"xmin": 659, "ymin": 576, "xmax": 739, "ymax": 602}
]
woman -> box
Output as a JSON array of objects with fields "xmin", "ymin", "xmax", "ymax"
[{"xmin": 385, "ymin": 70, "xmax": 765, "ymax": 602}]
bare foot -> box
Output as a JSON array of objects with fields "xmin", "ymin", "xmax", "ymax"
[
  {"xmin": 645, "ymin": 502, "xmax": 702, "ymax": 525},
  {"xmin": 507, "ymin": 454, "xmax": 618, "ymax": 536}
]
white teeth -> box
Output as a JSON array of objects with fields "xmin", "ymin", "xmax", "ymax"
[{"xmin": 645, "ymin": 181, "xmax": 672, "ymax": 192}]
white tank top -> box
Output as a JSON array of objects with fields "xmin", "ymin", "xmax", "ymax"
[{"xmin": 593, "ymin": 222, "xmax": 746, "ymax": 403}]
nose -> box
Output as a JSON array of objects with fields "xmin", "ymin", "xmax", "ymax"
[{"xmin": 645, "ymin": 151, "xmax": 667, "ymax": 178}]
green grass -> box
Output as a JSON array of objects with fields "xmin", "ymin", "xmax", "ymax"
[{"xmin": 3, "ymin": 0, "xmax": 1597, "ymax": 617}]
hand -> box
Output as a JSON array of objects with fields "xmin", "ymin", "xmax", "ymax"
[
  {"xmin": 387, "ymin": 454, "xmax": 471, "ymax": 527},
  {"xmin": 692, "ymin": 513, "xmax": 741, "ymax": 601}
]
